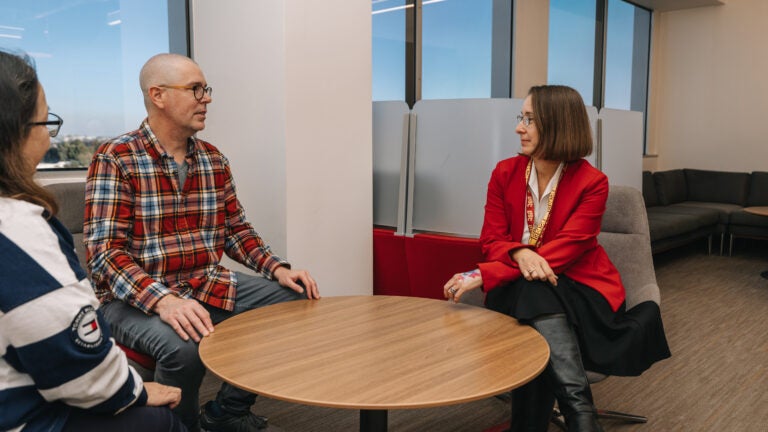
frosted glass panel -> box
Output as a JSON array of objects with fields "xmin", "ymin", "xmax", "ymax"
[
  {"xmin": 585, "ymin": 105, "xmax": 598, "ymax": 168},
  {"xmin": 598, "ymin": 108, "xmax": 643, "ymax": 189},
  {"xmin": 373, "ymin": 101, "xmax": 411, "ymax": 228},
  {"xmin": 410, "ymin": 99, "xmax": 522, "ymax": 237}
]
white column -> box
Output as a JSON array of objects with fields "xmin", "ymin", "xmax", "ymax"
[{"xmin": 191, "ymin": 0, "xmax": 373, "ymax": 296}]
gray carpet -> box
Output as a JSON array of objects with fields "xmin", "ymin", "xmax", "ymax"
[{"xmin": 199, "ymin": 239, "xmax": 768, "ymax": 431}]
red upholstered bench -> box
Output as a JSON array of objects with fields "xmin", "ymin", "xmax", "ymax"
[
  {"xmin": 373, "ymin": 228, "xmax": 483, "ymax": 299},
  {"xmin": 117, "ymin": 343, "xmax": 156, "ymax": 377}
]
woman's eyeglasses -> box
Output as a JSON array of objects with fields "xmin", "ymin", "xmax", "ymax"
[
  {"xmin": 516, "ymin": 114, "xmax": 535, "ymax": 127},
  {"xmin": 28, "ymin": 112, "xmax": 64, "ymax": 137}
]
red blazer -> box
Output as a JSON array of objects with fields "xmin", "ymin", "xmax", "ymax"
[{"xmin": 477, "ymin": 156, "xmax": 625, "ymax": 312}]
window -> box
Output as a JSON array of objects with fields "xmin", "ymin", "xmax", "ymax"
[
  {"xmin": 421, "ymin": 0, "xmax": 494, "ymax": 99},
  {"xmin": 604, "ymin": 0, "xmax": 651, "ymax": 113},
  {"xmin": 372, "ymin": 0, "xmax": 512, "ymax": 105},
  {"xmin": 547, "ymin": 0, "xmax": 597, "ymax": 105},
  {"xmin": 548, "ymin": 0, "xmax": 652, "ymax": 150},
  {"xmin": 0, "ymin": 0, "xmax": 188, "ymax": 169},
  {"xmin": 372, "ymin": 0, "xmax": 407, "ymax": 101}
]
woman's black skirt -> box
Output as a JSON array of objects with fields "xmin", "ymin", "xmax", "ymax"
[{"xmin": 485, "ymin": 275, "xmax": 671, "ymax": 377}]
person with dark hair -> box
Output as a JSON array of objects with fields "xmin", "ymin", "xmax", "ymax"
[
  {"xmin": 0, "ymin": 50, "xmax": 186, "ymax": 432},
  {"xmin": 443, "ymin": 85, "xmax": 670, "ymax": 432},
  {"xmin": 84, "ymin": 53, "xmax": 320, "ymax": 432}
]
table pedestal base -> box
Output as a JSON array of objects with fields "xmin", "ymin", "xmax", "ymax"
[{"xmin": 360, "ymin": 409, "xmax": 387, "ymax": 432}]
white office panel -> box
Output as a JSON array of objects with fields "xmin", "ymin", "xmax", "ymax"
[
  {"xmin": 373, "ymin": 101, "xmax": 411, "ymax": 229},
  {"xmin": 409, "ymin": 99, "xmax": 522, "ymax": 237},
  {"xmin": 598, "ymin": 108, "xmax": 643, "ymax": 189}
]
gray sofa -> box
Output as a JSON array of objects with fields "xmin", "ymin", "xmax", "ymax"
[
  {"xmin": 45, "ymin": 181, "xmax": 87, "ymax": 265},
  {"xmin": 642, "ymin": 169, "xmax": 768, "ymax": 255}
]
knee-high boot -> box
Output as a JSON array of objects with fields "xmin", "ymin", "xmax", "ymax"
[
  {"xmin": 506, "ymin": 373, "xmax": 555, "ymax": 432},
  {"xmin": 530, "ymin": 314, "xmax": 604, "ymax": 432}
]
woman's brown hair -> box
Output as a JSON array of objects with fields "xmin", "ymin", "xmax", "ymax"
[
  {"xmin": 0, "ymin": 50, "xmax": 58, "ymax": 216},
  {"xmin": 527, "ymin": 85, "xmax": 593, "ymax": 162}
]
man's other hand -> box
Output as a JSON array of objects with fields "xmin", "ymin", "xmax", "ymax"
[
  {"xmin": 274, "ymin": 267, "xmax": 320, "ymax": 299},
  {"xmin": 153, "ymin": 295, "xmax": 214, "ymax": 342}
]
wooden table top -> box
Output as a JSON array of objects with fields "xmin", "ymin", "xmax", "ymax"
[
  {"xmin": 199, "ymin": 295, "xmax": 549, "ymax": 411},
  {"xmin": 744, "ymin": 206, "xmax": 768, "ymax": 217}
]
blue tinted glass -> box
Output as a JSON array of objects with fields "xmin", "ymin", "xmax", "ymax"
[
  {"xmin": 0, "ymin": 0, "xmax": 180, "ymax": 168},
  {"xmin": 548, "ymin": 0, "xmax": 597, "ymax": 105},
  {"xmin": 422, "ymin": 0, "xmax": 493, "ymax": 99},
  {"xmin": 605, "ymin": 0, "xmax": 650, "ymax": 112},
  {"xmin": 373, "ymin": 0, "xmax": 406, "ymax": 101}
]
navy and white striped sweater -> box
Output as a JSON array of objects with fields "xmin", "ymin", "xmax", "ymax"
[{"xmin": 0, "ymin": 197, "xmax": 146, "ymax": 432}]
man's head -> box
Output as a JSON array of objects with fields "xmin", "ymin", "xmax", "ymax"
[{"xmin": 139, "ymin": 53, "xmax": 212, "ymax": 138}]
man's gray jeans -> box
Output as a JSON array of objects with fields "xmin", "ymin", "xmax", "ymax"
[{"xmin": 101, "ymin": 272, "xmax": 305, "ymax": 430}]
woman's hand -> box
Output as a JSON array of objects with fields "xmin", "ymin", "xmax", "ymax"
[
  {"xmin": 443, "ymin": 269, "xmax": 483, "ymax": 303},
  {"xmin": 144, "ymin": 382, "xmax": 182, "ymax": 409},
  {"xmin": 511, "ymin": 248, "xmax": 558, "ymax": 286}
]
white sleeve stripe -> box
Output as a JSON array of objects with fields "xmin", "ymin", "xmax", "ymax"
[
  {"xmin": 0, "ymin": 199, "xmax": 80, "ymax": 288},
  {"xmin": 39, "ymin": 344, "xmax": 140, "ymax": 408},
  {"xmin": 1, "ymin": 279, "xmax": 98, "ymax": 348}
]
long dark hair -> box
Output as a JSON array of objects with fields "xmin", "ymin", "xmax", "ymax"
[{"xmin": 0, "ymin": 50, "xmax": 58, "ymax": 216}]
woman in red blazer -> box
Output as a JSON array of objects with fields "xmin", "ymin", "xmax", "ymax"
[{"xmin": 443, "ymin": 86, "xmax": 669, "ymax": 432}]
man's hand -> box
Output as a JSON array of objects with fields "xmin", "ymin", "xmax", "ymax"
[
  {"xmin": 153, "ymin": 295, "xmax": 214, "ymax": 342},
  {"xmin": 511, "ymin": 248, "xmax": 558, "ymax": 286},
  {"xmin": 273, "ymin": 267, "xmax": 320, "ymax": 299},
  {"xmin": 144, "ymin": 381, "xmax": 182, "ymax": 409}
]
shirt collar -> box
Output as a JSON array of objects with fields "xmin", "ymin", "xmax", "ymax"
[{"xmin": 140, "ymin": 119, "xmax": 197, "ymax": 159}]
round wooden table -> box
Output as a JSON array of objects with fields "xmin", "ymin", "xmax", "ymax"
[
  {"xmin": 199, "ymin": 295, "xmax": 549, "ymax": 432},
  {"xmin": 744, "ymin": 207, "xmax": 768, "ymax": 278}
]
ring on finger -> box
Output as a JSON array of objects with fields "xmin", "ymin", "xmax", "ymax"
[
  {"xmin": 449, "ymin": 287, "xmax": 457, "ymax": 295},
  {"xmin": 528, "ymin": 269, "xmax": 535, "ymax": 274}
]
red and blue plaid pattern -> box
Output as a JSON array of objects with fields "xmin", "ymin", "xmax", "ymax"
[{"xmin": 84, "ymin": 121, "xmax": 288, "ymax": 313}]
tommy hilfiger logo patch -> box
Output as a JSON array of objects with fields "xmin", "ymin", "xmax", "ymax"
[{"xmin": 70, "ymin": 305, "xmax": 103, "ymax": 350}]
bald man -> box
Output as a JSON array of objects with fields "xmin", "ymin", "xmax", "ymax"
[{"xmin": 84, "ymin": 53, "xmax": 320, "ymax": 432}]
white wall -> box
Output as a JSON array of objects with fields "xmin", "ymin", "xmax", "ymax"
[
  {"xmin": 647, "ymin": 0, "xmax": 768, "ymax": 172},
  {"xmin": 190, "ymin": 1, "xmax": 373, "ymax": 297}
]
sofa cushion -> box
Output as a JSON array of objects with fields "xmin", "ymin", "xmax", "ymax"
[
  {"xmin": 653, "ymin": 170, "xmax": 686, "ymax": 205},
  {"xmin": 747, "ymin": 171, "xmax": 768, "ymax": 206},
  {"xmin": 646, "ymin": 208, "xmax": 718, "ymax": 242},
  {"xmin": 684, "ymin": 169, "xmax": 750, "ymax": 206},
  {"xmin": 671, "ymin": 202, "xmax": 742, "ymax": 225},
  {"xmin": 642, "ymin": 171, "xmax": 658, "ymax": 208},
  {"xmin": 729, "ymin": 209, "xmax": 768, "ymax": 228}
]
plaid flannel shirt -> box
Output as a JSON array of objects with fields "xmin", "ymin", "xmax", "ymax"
[{"xmin": 84, "ymin": 120, "xmax": 289, "ymax": 313}]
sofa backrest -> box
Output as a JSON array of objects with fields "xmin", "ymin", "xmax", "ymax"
[
  {"xmin": 747, "ymin": 171, "xmax": 768, "ymax": 206},
  {"xmin": 684, "ymin": 169, "xmax": 750, "ymax": 206},
  {"xmin": 44, "ymin": 182, "xmax": 87, "ymax": 265},
  {"xmin": 653, "ymin": 169, "xmax": 687, "ymax": 205},
  {"xmin": 642, "ymin": 171, "xmax": 658, "ymax": 208}
]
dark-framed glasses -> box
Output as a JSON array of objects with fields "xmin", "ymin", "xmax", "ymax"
[
  {"xmin": 28, "ymin": 112, "xmax": 64, "ymax": 137},
  {"xmin": 516, "ymin": 114, "xmax": 535, "ymax": 127},
  {"xmin": 158, "ymin": 84, "xmax": 213, "ymax": 102}
]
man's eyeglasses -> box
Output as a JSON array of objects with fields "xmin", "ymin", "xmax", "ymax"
[
  {"xmin": 158, "ymin": 84, "xmax": 213, "ymax": 102},
  {"xmin": 28, "ymin": 112, "xmax": 64, "ymax": 137},
  {"xmin": 516, "ymin": 114, "xmax": 535, "ymax": 127}
]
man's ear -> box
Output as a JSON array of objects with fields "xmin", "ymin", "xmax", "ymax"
[{"xmin": 147, "ymin": 86, "xmax": 165, "ymax": 109}]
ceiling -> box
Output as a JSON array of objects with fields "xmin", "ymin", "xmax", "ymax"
[{"xmin": 627, "ymin": 0, "xmax": 725, "ymax": 12}]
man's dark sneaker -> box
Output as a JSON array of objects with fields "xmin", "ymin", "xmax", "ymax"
[{"xmin": 199, "ymin": 401, "xmax": 271, "ymax": 432}]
